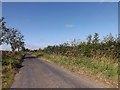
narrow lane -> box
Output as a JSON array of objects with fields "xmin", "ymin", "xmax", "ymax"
[{"xmin": 11, "ymin": 55, "xmax": 105, "ymax": 88}]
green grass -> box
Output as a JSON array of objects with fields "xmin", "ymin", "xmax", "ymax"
[
  {"xmin": 2, "ymin": 68, "xmax": 16, "ymax": 89},
  {"xmin": 2, "ymin": 51, "xmax": 24, "ymax": 89},
  {"xmin": 41, "ymin": 54, "xmax": 118, "ymax": 88}
]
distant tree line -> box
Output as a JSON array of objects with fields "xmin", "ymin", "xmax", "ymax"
[
  {"xmin": 0, "ymin": 17, "xmax": 25, "ymax": 51},
  {"xmin": 43, "ymin": 33, "xmax": 120, "ymax": 61}
]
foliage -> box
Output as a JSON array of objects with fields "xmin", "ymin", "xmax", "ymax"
[
  {"xmin": 43, "ymin": 33, "xmax": 119, "ymax": 61},
  {"xmin": 2, "ymin": 51, "xmax": 24, "ymax": 88},
  {"xmin": 1, "ymin": 17, "xmax": 25, "ymax": 88},
  {"xmin": 0, "ymin": 17, "xmax": 25, "ymax": 51},
  {"xmin": 40, "ymin": 33, "xmax": 119, "ymax": 88}
]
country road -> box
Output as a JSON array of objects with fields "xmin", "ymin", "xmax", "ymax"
[{"xmin": 11, "ymin": 55, "xmax": 106, "ymax": 88}]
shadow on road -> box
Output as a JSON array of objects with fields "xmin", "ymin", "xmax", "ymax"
[
  {"xmin": 22, "ymin": 54, "xmax": 37, "ymax": 59},
  {"xmin": 14, "ymin": 62, "xmax": 23, "ymax": 69},
  {"xmin": 24, "ymin": 56, "xmax": 37, "ymax": 59}
]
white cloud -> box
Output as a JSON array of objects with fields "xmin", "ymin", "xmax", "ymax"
[
  {"xmin": 65, "ymin": 24, "xmax": 74, "ymax": 28},
  {"xmin": 0, "ymin": 44, "xmax": 11, "ymax": 51},
  {"xmin": 25, "ymin": 43, "xmax": 47, "ymax": 50},
  {"xmin": 25, "ymin": 44, "xmax": 41, "ymax": 50}
]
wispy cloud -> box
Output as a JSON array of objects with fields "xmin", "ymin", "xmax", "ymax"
[
  {"xmin": 65, "ymin": 24, "xmax": 74, "ymax": 28},
  {"xmin": 0, "ymin": 44, "xmax": 11, "ymax": 51},
  {"xmin": 26, "ymin": 44, "xmax": 41, "ymax": 50}
]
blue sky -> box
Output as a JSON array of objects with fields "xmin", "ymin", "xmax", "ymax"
[{"xmin": 2, "ymin": 2, "xmax": 118, "ymax": 50}]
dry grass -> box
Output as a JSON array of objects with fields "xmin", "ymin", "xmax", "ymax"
[
  {"xmin": 2, "ymin": 51, "xmax": 24, "ymax": 89},
  {"xmin": 40, "ymin": 53, "xmax": 118, "ymax": 88}
]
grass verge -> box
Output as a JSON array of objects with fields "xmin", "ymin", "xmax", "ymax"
[
  {"xmin": 39, "ymin": 53, "xmax": 118, "ymax": 88},
  {"xmin": 2, "ymin": 51, "xmax": 24, "ymax": 89}
]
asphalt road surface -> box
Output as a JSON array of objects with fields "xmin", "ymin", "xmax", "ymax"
[{"xmin": 11, "ymin": 55, "xmax": 106, "ymax": 88}]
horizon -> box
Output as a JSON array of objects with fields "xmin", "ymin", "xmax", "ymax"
[{"xmin": 1, "ymin": 2, "xmax": 118, "ymax": 50}]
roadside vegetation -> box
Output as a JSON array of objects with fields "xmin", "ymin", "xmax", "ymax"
[
  {"xmin": 2, "ymin": 51, "xmax": 24, "ymax": 88},
  {"xmin": 32, "ymin": 33, "xmax": 119, "ymax": 88},
  {"xmin": 0, "ymin": 17, "xmax": 25, "ymax": 89}
]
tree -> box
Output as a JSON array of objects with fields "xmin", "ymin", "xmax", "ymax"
[
  {"xmin": 87, "ymin": 35, "xmax": 92, "ymax": 44},
  {"xmin": 92, "ymin": 33, "xmax": 99, "ymax": 44},
  {"xmin": 8, "ymin": 28, "xmax": 24, "ymax": 51},
  {"xmin": 0, "ymin": 17, "xmax": 7, "ymax": 45},
  {"xmin": 0, "ymin": 17, "xmax": 25, "ymax": 51}
]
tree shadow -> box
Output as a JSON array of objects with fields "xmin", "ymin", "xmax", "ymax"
[
  {"xmin": 22, "ymin": 54, "xmax": 37, "ymax": 59},
  {"xmin": 24, "ymin": 56, "xmax": 37, "ymax": 59}
]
